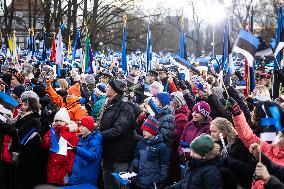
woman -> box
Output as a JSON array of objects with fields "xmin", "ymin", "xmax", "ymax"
[{"xmin": 0, "ymin": 91, "xmax": 47, "ymax": 189}]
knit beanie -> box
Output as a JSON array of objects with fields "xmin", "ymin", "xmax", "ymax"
[
  {"xmin": 190, "ymin": 134, "xmax": 214, "ymax": 156},
  {"xmin": 80, "ymin": 116, "xmax": 95, "ymax": 131},
  {"xmin": 171, "ymin": 91, "xmax": 186, "ymax": 108},
  {"xmin": 95, "ymin": 83, "xmax": 106, "ymax": 96},
  {"xmin": 54, "ymin": 108, "xmax": 70, "ymax": 124},
  {"xmin": 192, "ymin": 101, "xmax": 211, "ymax": 118},
  {"xmin": 141, "ymin": 116, "xmax": 160, "ymax": 136},
  {"xmin": 108, "ymin": 78, "xmax": 126, "ymax": 94},
  {"xmin": 12, "ymin": 85, "xmax": 26, "ymax": 98},
  {"xmin": 150, "ymin": 81, "xmax": 164, "ymax": 96},
  {"xmin": 211, "ymin": 87, "xmax": 224, "ymax": 101},
  {"xmin": 156, "ymin": 92, "xmax": 171, "ymax": 107},
  {"xmin": 67, "ymin": 83, "xmax": 81, "ymax": 97},
  {"xmin": 21, "ymin": 91, "xmax": 39, "ymax": 101}
]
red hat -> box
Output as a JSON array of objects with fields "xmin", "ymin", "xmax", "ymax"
[
  {"xmin": 67, "ymin": 83, "xmax": 81, "ymax": 97},
  {"xmin": 141, "ymin": 116, "xmax": 160, "ymax": 136},
  {"xmin": 80, "ymin": 116, "xmax": 95, "ymax": 131},
  {"xmin": 192, "ymin": 101, "xmax": 211, "ymax": 118}
]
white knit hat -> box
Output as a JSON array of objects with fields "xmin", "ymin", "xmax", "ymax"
[
  {"xmin": 54, "ymin": 108, "xmax": 70, "ymax": 124},
  {"xmin": 171, "ymin": 91, "xmax": 186, "ymax": 108},
  {"xmin": 21, "ymin": 91, "xmax": 40, "ymax": 101}
]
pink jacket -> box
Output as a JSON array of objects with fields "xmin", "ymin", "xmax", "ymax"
[
  {"xmin": 233, "ymin": 112, "xmax": 284, "ymax": 166},
  {"xmin": 174, "ymin": 105, "xmax": 190, "ymax": 140}
]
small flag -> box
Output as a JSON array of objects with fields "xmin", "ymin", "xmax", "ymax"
[
  {"xmin": 72, "ymin": 31, "xmax": 82, "ymax": 61},
  {"xmin": 50, "ymin": 33, "xmax": 56, "ymax": 63},
  {"xmin": 0, "ymin": 91, "xmax": 19, "ymax": 111},
  {"xmin": 42, "ymin": 30, "xmax": 47, "ymax": 61},
  {"xmin": 84, "ymin": 33, "xmax": 91, "ymax": 73},
  {"xmin": 146, "ymin": 23, "xmax": 153, "ymax": 72},
  {"xmin": 233, "ymin": 29, "xmax": 259, "ymax": 67},
  {"xmin": 67, "ymin": 35, "xmax": 72, "ymax": 60},
  {"xmin": 50, "ymin": 127, "xmax": 68, "ymax": 156},
  {"xmin": 179, "ymin": 17, "xmax": 187, "ymax": 60},
  {"xmin": 12, "ymin": 32, "xmax": 18, "ymax": 63}
]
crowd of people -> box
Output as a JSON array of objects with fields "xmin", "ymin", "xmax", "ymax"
[{"xmin": 0, "ymin": 55, "xmax": 283, "ymax": 189}]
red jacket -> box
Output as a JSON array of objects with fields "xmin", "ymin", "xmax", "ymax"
[
  {"xmin": 174, "ymin": 105, "xmax": 190, "ymax": 140},
  {"xmin": 41, "ymin": 125, "xmax": 78, "ymax": 185},
  {"xmin": 233, "ymin": 112, "xmax": 284, "ymax": 166}
]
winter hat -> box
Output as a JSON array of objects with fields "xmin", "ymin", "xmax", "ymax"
[
  {"xmin": 192, "ymin": 101, "xmax": 211, "ymax": 118},
  {"xmin": 12, "ymin": 85, "xmax": 26, "ymax": 98},
  {"xmin": 54, "ymin": 108, "xmax": 70, "ymax": 124},
  {"xmin": 156, "ymin": 92, "xmax": 171, "ymax": 107},
  {"xmin": 147, "ymin": 70, "xmax": 158, "ymax": 77},
  {"xmin": 67, "ymin": 83, "xmax": 81, "ymax": 97},
  {"xmin": 211, "ymin": 87, "xmax": 224, "ymax": 101},
  {"xmin": 95, "ymin": 83, "xmax": 107, "ymax": 96},
  {"xmin": 252, "ymin": 85, "xmax": 271, "ymax": 102},
  {"xmin": 80, "ymin": 116, "xmax": 95, "ymax": 131},
  {"xmin": 150, "ymin": 81, "xmax": 164, "ymax": 96},
  {"xmin": 190, "ymin": 134, "xmax": 214, "ymax": 156},
  {"xmin": 170, "ymin": 91, "xmax": 186, "ymax": 108},
  {"xmin": 13, "ymin": 72, "xmax": 25, "ymax": 84},
  {"xmin": 21, "ymin": 91, "xmax": 39, "ymax": 101},
  {"xmin": 141, "ymin": 116, "xmax": 160, "ymax": 136},
  {"xmin": 108, "ymin": 78, "xmax": 126, "ymax": 94},
  {"xmin": 33, "ymin": 85, "xmax": 47, "ymax": 98}
]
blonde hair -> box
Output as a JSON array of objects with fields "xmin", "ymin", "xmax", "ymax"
[
  {"xmin": 57, "ymin": 79, "xmax": 69, "ymax": 91},
  {"xmin": 211, "ymin": 117, "xmax": 238, "ymax": 145},
  {"xmin": 204, "ymin": 143, "xmax": 220, "ymax": 160},
  {"xmin": 252, "ymin": 85, "xmax": 271, "ymax": 101}
]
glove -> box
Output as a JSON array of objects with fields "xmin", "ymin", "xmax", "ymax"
[
  {"xmin": 177, "ymin": 81, "xmax": 188, "ymax": 91},
  {"xmin": 72, "ymin": 146, "xmax": 77, "ymax": 153},
  {"xmin": 180, "ymin": 141, "xmax": 190, "ymax": 148}
]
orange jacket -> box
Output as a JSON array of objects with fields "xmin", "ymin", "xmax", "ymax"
[
  {"xmin": 46, "ymin": 82, "xmax": 87, "ymax": 123},
  {"xmin": 233, "ymin": 112, "xmax": 284, "ymax": 166}
]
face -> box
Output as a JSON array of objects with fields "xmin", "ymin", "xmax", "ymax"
[
  {"xmin": 158, "ymin": 71, "xmax": 167, "ymax": 81},
  {"xmin": 210, "ymin": 124, "xmax": 223, "ymax": 142},
  {"xmin": 11, "ymin": 75, "xmax": 20, "ymax": 88},
  {"xmin": 190, "ymin": 150, "xmax": 203, "ymax": 159},
  {"xmin": 105, "ymin": 85, "xmax": 116, "ymax": 99},
  {"xmin": 142, "ymin": 130, "xmax": 155, "ymax": 140},
  {"xmin": 20, "ymin": 101, "xmax": 29, "ymax": 112},
  {"xmin": 192, "ymin": 111, "xmax": 205, "ymax": 122},
  {"xmin": 79, "ymin": 125, "xmax": 91, "ymax": 136},
  {"xmin": 54, "ymin": 120, "xmax": 66, "ymax": 127},
  {"xmin": 146, "ymin": 75, "xmax": 155, "ymax": 83},
  {"xmin": 170, "ymin": 101, "xmax": 177, "ymax": 110}
]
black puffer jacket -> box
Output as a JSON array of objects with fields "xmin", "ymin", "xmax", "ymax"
[
  {"xmin": 166, "ymin": 157, "xmax": 223, "ymax": 189},
  {"xmin": 100, "ymin": 94, "xmax": 136, "ymax": 162},
  {"xmin": 0, "ymin": 112, "xmax": 47, "ymax": 189}
]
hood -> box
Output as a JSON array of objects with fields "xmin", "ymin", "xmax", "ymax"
[
  {"xmin": 175, "ymin": 105, "xmax": 190, "ymax": 115},
  {"xmin": 156, "ymin": 105, "xmax": 174, "ymax": 118}
]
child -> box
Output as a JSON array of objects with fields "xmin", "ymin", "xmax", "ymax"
[
  {"xmin": 166, "ymin": 134, "xmax": 223, "ymax": 189},
  {"xmin": 68, "ymin": 116, "xmax": 102, "ymax": 188},
  {"xmin": 41, "ymin": 108, "xmax": 79, "ymax": 186},
  {"xmin": 130, "ymin": 116, "xmax": 170, "ymax": 189}
]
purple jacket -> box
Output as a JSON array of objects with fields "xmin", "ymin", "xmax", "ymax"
[
  {"xmin": 174, "ymin": 105, "xmax": 190, "ymax": 141},
  {"xmin": 178, "ymin": 118, "xmax": 212, "ymax": 155}
]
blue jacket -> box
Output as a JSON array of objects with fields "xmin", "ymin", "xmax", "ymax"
[
  {"xmin": 92, "ymin": 95, "xmax": 106, "ymax": 123},
  {"xmin": 167, "ymin": 158, "xmax": 223, "ymax": 189},
  {"xmin": 68, "ymin": 130, "xmax": 102, "ymax": 186},
  {"xmin": 131, "ymin": 135, "xmax": 170, "ymax": 188}
]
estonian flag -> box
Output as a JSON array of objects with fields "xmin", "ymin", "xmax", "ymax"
[
  {"xmin": 233, "ymin": 29, "xmax": 259, "ymax": 67},
  {"xmin": 0, "ymin": 91, "xmax": 18, "ymax": 111},
  {"xmin": 50, "ymin": 127, "xmax": 68, "ymax": 156}
]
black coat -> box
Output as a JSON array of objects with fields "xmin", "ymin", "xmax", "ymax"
[
  {"xmin": 0, "ymin": 112, "xmax": 47, "ymax": 189},
  {"xmin": 167, "ymin": 158, "xmax": 223, "ymax": 189},
  {"xmin": 100, "ymin": 95, "xmax": 136, "ymax": 162}
]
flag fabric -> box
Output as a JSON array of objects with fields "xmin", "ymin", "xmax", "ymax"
[
  {"xmin": 8, "ymin": 35, "xmax": 13, "ymax": 54},
  {"xmin": 0, "ymin": 91, "xmax": 19, "ymax": 111},
  {"xmin": 50, "ymin": 127, "xmax": 68, "ymax": 156},
  {"xmin": 56, "ymin": 29, "xmax": 64, "ymax": 77},
  {"xmin": 233, "ymin": 29, "xmax": 259, "ymax": 67},
  {"xmin": 67, "ymin": 35, "xmax": 72, "ymax": 60},
  {"xmin": 12, "ymin": 33, "xmax": 18, "ymax": 63},
  {"xmin": 179, "ymin": 18, "xmax": 187, "ymax": 60},
  {"xmin": 272, "ymin": 7, "xmax": 284, "ymax": 99},
  {"xmin": 84, "ymin": 33, "xmax": 91, "ymax": 73},
  {"xmin": 146, "ymin": 23, "xmax": 153, "ymax": 72},
  {"xmin": 89, "ymin": 45, "xmax": 94, "ymax": 74},
  {"xmin": 121, "ymin": 22, "xmax": 127, "ymax": 72},
  {"xmin": 50, "ymin": 34, "xmax": 56, "ymax": 63},
  {"xmin": 72, "ymin": 31, "xmax": 82, "ymax": 61},
  {"xmin": 27, "ymin": 30, "xmax": 35, "ymax": 63},
  {"xmin": 42, "ymin": 31, "xmax": 47, "ymax": 61},
  {"xmin": 222, "ymin": 18, "xmax": 233, "ymax": 76}
]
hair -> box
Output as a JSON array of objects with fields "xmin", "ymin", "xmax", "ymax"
[
  {"xmin": 204, "ymin": 143, "xmax": 220, "ymax": 160},
  {"xmin": 21, "ymin": 97, "xmax": 41, "ymax": 113},
  {"xmin": 57, "ymin": 79, "xmax": 69, "ymax": 91},
  {"xmin": 252, "ymin": 85, "xmax": 271, "ymax": 101},
  {"xmin": 211, "ymin": 117, "xmax": 238, "ymax": 145}
]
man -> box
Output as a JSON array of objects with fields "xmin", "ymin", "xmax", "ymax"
[{"xmin": 100, "ymin": 78, "xmax": 136, "ymax": 189}]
